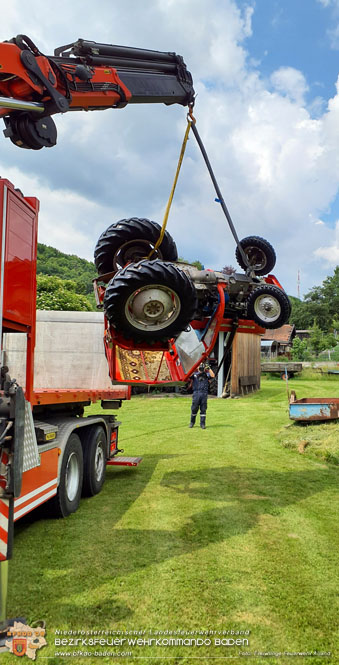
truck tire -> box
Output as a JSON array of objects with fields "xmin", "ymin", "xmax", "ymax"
[
  {"xmin": 94, "ymin": 218, "xmax": 178, "ymax": 274},
  {"xmin": 50, "ymin": 433, "xmax": 83, "ymax": 518},
  {"xmin": 247, "ymin": 285, "xmax": 290, "ymax": 329},
  {"xmin": 236, "ymin": 236, "xmax": 276, "ymax": 275},
  {"xmin": 82, "ymin": 426, "xmax": 107, "ymax": 497},
  {"xmin": 281, "ymin": 372, "xmax": 291, "ymax": 380},
  {"xmin": 104, "ymin": 259, "xmax": 197, "ymax": 343}
]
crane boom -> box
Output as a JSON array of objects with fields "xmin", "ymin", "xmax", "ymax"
[{"xmin": 0, "ymin": 35, "xmax": 195, "ymax": 150}]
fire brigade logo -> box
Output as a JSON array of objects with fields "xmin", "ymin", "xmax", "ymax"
[
  {"xmin": 5, "ymin": 621, "xmax": 47, "ymax": 660},
  {"xmin": 13, "ymin": 638, "xmax": 27, "ymax": 656}
]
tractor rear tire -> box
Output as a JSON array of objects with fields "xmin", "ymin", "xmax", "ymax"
[
  {"xmin": 236, "ymin": 236, "xmax": 276, "ymax": 275},
  {"xmin": 104, "ymin": 259, "xmax": 197, "ymax": 343},
  {"xmin": 94, "ymin": 217, "xmax": 178, "ymax": 274},
  {"xmin": 247, "ymin": 285, "xmax": 290, "ymax": 329}
]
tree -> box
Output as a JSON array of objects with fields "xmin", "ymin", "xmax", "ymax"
[
  {"xmin": 321, "ymin": 266, "xmax": 339, "ymax": 320},
  {"xmin": 36, "ymin": 275, "xmax": 93, "ymax": 311},
  {"xmin": 178, "ymin": 257, "xmax": 204, "ymax": 269},
  {"xmin": 289, "ymin": 267, "xmax": 339, "ymax": 333},
  {"xmin": 332, "ymin": 317, "xmax": 339, "ymax": 337},
  {"xmin": 291, "ymin": 337, "xmax": 309, "ymax": 361},
  {"xmin": 308, "ymin": 323, "xmax": 326, "ymax": 357},
  {"xmin": 289, "ymin": 296, "xmax": 312, "ymax": 330},
  {"xmin": 37, "ymin": 243, "xmax": 97, "ymax": 295},
  {"xmin": 222, "ymin": 265, "xmax": 236, "ymax": 275}
]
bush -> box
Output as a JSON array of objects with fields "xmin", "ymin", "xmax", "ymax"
[{"xmin": 36, "ymin": 275, "xmax": 93, "ymax": 311}]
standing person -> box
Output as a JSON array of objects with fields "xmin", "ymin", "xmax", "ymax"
[{"xmin": 189, "ymin": 363, "xmax": 215, "ymax": 429}]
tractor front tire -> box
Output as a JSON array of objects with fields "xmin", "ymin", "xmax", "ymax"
[
  {"xmin": 247, "ymin": 285, "xmax": 290, "ymax": 329},
  {"xmin": 236, "ymin": 236, "xmax": 276, "ymax": 275}
]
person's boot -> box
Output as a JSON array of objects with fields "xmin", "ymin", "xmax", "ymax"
[
  {"xmin": 189, "ymin": 415, "xmax": 196, "ymax": 428},
  {"xmin": 200, "ymin": 416, "xmax": 206, "ymax": 429}
]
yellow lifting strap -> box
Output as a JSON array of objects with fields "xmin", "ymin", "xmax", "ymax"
[{"xmin": 148, "ymin": 107, "xmax": 196, "ymax": 258}]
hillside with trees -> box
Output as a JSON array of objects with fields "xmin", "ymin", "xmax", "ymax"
[{"xmin": 37, "ymin": 243, "xmax": 97, "ymax": 310}]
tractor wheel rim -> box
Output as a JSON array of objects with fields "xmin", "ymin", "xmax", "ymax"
[
  {"xmin": 95, "ymin": 444, "xmax": 105, "ymax": 482},
  {"xmin": 65, "ymin": 452, "xmax": 80, "ymax": 502},
  {"xmin": 114, "ymin": 239, "xmax": 162, "ymax": 270},
  {"xmin": 245, "ymin": 246, "xmax": 267, "ymax": 271},
  {"xmin": 254, "ymin": 294, "xmax": 281, "ymax": 322},
  {"xmin": 125, "ymin": 284, "xmax": 181, "ymax": 331}
]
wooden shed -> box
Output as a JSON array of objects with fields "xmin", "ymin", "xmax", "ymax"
[
  {"xmin": 214, "ymin": 325, "xmax": 263, "ymax": 397},
  {"xmin": 230, "ymin": 331, "xmax": 261, "ymax": 396}
]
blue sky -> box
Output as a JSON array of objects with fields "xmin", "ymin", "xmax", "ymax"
[
  {"xmin": 247, "ymin": 0, "xmax": 337, "ymax": 102},
  {"xmin": 1, "ymin": 0, "xmax": 339, "ymax": 298},
  {"xmin": 245, "ymin": 0, "xmax": 339, "ymax": 232}
]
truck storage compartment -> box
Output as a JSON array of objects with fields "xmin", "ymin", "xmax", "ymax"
[{"xmin": 3, "ymin": 310, "xmax": 114, "ymax": 391}]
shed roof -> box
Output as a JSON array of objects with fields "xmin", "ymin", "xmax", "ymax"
[{"xmin": 261, "ymin": 324, "xmax": 295, "ymax": 344}]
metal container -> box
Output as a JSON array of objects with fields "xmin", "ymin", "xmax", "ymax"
[{"xmin": 289, "ymin": 393, "xmax": 339, "ymax": 422}]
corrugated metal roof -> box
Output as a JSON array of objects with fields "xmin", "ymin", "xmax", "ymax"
[{"xmin": 261, "ymin": 324, "xmax": 295, "ymax": 344}]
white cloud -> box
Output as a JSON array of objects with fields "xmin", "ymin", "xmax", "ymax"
[
  {"xmin": 0, "ymin": 0, "xmax": 339, "ymax": 299},
  {"xmin": 270, "ymin": 67, "xmax": 309, "ymax": 105},
  {"xmin": 317, "ymin": 0, "xmax": 339, "ymax": 47},
  {"xmin": 314, "ymin": 221, "xmax": 339, "ymax": 263}
]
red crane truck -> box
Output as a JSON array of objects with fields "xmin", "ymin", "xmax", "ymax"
[{"xmin": 0, "ymin": 178, "xmax": 144, "ymax": 635}]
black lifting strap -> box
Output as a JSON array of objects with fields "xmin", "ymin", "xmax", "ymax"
[{"xmin": 190, "ymin": 120, "xmax": 250, "ymax": 271}]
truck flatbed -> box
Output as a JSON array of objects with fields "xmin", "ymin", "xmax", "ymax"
[
  {"xmin": 32, "ymin": 386, "xmax": 130, "ymax": 406},
  {"xmin": 261, "ymin": 362, "xmax": 302, "ymax": 378}
]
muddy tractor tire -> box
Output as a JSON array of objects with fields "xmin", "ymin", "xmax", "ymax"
[
  {"xmin": 94, "ymin": 217, "xmax": 178, "ymax": 274},
  {"xmin": 247, "ymin": 285, "xmax": 290, "ymax": 329},
  {"xmin": 103, "ymin": 259, "xmax": 197, "ymax": 343},
  {"xmin": 236, "ymin": 236, "xmax": 276, "ymax": 275}
]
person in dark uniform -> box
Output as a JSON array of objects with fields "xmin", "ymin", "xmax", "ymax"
[{"xmin": 189, "ymin": 363, "xmax": 215, "ymax": 429}]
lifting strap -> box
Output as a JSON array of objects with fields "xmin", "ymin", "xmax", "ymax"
[
  {"xmin": 148, "ymin": 114, "xmax": 193, "ymax": 258},
  {"xmin": 150, "ymin": 105, "xmax": 250, "ymax": 270}
]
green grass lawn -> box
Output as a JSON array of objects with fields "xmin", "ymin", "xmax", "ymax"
[{"xmin": 4, "ymin": 377, "xmax": 339, "ymax": 665}]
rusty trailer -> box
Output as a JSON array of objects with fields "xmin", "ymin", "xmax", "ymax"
[{"xmin": 289, "ymin": 392, "xmax": 339, "ymax": 422}]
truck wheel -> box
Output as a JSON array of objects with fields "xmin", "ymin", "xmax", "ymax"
[
  {"xmin": 247, "ymin": 285, "xmax": 290, "ymax": 329},
  {"xmin": 82, "ymin": 426, "xmax": 107, "ymax": 497},
  {"xmin": 281, "ymin": 372, "xmax": 291, "ymax": 380},
  {"xmin": 94, "ymin": 218, "xmax": 178, "ymax": 274},
  {"xmin": 50, "ymin": 433, "xmax": 83, "ymax": 518},
  {"xmin": 236, "ymin": 236, "xmax": 276, "ymax": 275},
  {"xmin": 104, "ymin": 259, "xmax": 197, "ymax": 343}
]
